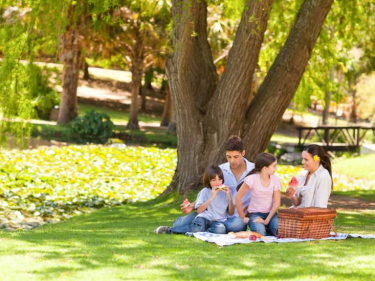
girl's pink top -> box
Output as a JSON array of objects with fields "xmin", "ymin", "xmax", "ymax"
[{"xmin": 244, "ymin": 174, "xmax": 281, "ymax": 213}]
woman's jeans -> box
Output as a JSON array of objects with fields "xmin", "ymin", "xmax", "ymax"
[
  {"xmin": 170, "ymin": 212, "xmax": 247, "ymax": 234},
  {"xmin": 249, "ymin": 212, "xmax": 278, "ymax": 236}
]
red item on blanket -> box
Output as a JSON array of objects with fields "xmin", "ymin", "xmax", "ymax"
[{"xmin": 249, "ymin": 235, "xmax": 257, "ymax": 241}]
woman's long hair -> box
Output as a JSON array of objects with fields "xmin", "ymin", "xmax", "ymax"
[
  {"xmin": 304, "ymin": 144, "xmax": 333, "ymax": 189},
  {"xmin": 236, "ymin": 153, "xmax": 276, "ymax": 191}
]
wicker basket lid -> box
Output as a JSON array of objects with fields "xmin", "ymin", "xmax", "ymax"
[{"xmin": 279, "ymin": 207, "xmax": 336, "ymax": 219}]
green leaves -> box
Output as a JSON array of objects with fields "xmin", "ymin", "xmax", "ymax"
[{"xmin": 0, "ymin": 145, "xmax": 176, "ymax": 222}]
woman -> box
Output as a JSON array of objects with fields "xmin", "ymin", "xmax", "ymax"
[{"xmin": 286, "ymin": 144, "xmax": 332, "ymax": 208}]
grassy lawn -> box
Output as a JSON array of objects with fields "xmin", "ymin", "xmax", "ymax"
[
  {"xmin": 333, "ymin": 155, "xmax": 375, "ymax": 181},
  {"xmin": 0, "ymin": 193, "xmax": 374, "ymax": 280},
  {"xmin": 270, "ymin": 133, "xmax": 299, "ymax": 144},
  {"xmin": 332, "ymin": 190, "xmax": 375, "ymax": 201}
]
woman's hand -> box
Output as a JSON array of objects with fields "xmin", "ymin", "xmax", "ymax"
[
  {"xmin": 242, "ymin": 217, "xmax": 249, "ymax": 224},
  {"xmin": 286, "ymin": 186, "xmax": 296, "ymax": 198},
  {"xmin": 253, "ymin": 216, "xmax": 268, "ymax": 225}
]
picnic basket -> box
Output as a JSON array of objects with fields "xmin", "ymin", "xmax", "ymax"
[{"xmin": 278, "ymin": 207, "xmax": 337, "ymax": 239}]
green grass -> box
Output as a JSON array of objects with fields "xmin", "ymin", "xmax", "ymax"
[
  {"xmin": 0, "ymin": 193, "xmax": 374, "ymax": 280},
  {"xmin": 270, "ymin": 133, "xmax": 299, "ymax": 144},
  {"xmin": 29, "ymin": 119, "xmax": 177, "ymax": 147},
  {"xmin": 78, "ymin": 104, "xmax": 161, "ymax": 125},
  {"xmin": 115, "ymin": 125, "xmax": 177, "ymax": 147},
  {"xmin": 332, "ymin": 190, "xmax": 375, "ymax": 201},
  {"xmin": 334, "ymin": 155, "xmax": 375, "ymax": 181}
]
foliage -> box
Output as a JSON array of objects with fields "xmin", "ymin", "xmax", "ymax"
[
  {"xmin": 28, "ymin": 64, "xmax": 60, "ymax": 119},
  {"xmin": 70, "ymin": 110, "xmax": 115, "ymax": 143},
  {"xmin": 258, "ymin": 0, "xmax": 375, "ymax": 115},
  {"xmin": 356, "ymin": 74, "xmax": 375, "ymax": 122},
  {"xmin": 0, "ymin": 145, "xmax": 176, "ymax": 222},
  {"xmin": 0, "ymin": 0, "xmax": 121, "ymax": 138}
]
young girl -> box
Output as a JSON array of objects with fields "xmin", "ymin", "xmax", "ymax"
[
  {"xmin": 164, "ymin": 166, "xmax": 234, "ymax": 234},
  {"xmin": 235, "ymin": 153, "xmax": 281, "ymax": 236}
]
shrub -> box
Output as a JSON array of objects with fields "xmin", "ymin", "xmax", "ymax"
[
  {"xmin": 70, "ymin": 110, "xmax": 114, "ymax": 144},
  {"xmin": 28, "ymin": 64, "xmax": 60, "ymax": 119}
]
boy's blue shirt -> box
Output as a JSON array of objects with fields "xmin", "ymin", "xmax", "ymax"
[{"xmin": 195, "ymin": 188, "xmax": 230, "ymax": 222}]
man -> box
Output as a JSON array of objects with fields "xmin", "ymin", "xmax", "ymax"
[{"xmin": 156, "ymin": 135, "xmax": 254, "ymax": 233}]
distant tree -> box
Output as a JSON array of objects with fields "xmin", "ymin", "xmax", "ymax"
[{"xmin": 108, "ymin": 0, "xmax": 171, "ymax": 130}]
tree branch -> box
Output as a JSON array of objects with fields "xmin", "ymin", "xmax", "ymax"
[
  {"xmin": 243, "ymin": 0, "xmax": 334, "ymax": 160},
  {"xmin": 206, "ymin": 0, "xmax": 273, "ymax": 162}
]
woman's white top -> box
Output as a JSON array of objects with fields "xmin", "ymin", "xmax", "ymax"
[{"xmin": 294, "ymin": 165, "xmax": 332, "ymax": 208}]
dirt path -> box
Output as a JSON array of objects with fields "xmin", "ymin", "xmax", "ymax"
[{"xmin": 281, "ymin": 194, "xmax": 375, "ymax": 210}]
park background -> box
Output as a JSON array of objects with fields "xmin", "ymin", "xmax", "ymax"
[{"xmin": 0, "ymin": 0, "xmax": 375, "ymax": 280}]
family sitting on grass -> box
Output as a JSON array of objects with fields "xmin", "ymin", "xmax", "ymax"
[{"xmin": 155, "ymin": 136, "xmax": 333, "ymax": 236}]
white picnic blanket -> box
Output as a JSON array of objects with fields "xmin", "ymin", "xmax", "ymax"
[{"xmin": 186, "ymin": 232, "xmax": 375, "ymax": 246}]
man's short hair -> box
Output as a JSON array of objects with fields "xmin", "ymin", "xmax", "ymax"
[{"xmin": 225, "ymin": 135, "xmax": 243, "ymax": 152}]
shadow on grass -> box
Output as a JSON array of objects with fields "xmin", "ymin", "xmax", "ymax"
[{"xmin": 3, "ymin": 193, "xmax": 375, "ymax": 280}]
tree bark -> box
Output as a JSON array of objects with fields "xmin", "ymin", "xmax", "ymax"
[
  {"xmin": 243, "ymin": 0, "xmax": 334, "ymax": 161},
  {"xmin": 127, "ymin": 57, "xmax": 144, "ymax": 130},
  {"xmin": 58, "ymin": 4, "xmax": 82, "ymax": 124},
  {"xmin": 160, "ymin": 82, "xmax": 172, "ymax": 127},
  {"xmin": 166, "ymin": 0, "xmax": 218, "ymax": 193}
]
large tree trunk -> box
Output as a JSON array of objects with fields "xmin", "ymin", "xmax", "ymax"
[
  {"xmin": 58, "ymin": 4, "xmax": 82, "ymax": 124},
  {"xmin": 167, "ymin": 0, "xmax": 334, "ymax": 194},
  {"xmin": 166, "ymin": 0, "xmax": 272, "ymax": 194},
  {"xmin": 160, "ymin": 82, "xmax": 172, "ymax": 127},
  {"xmin": 127, "ymin": 57, "xmax": 144, "ymax": 129}
]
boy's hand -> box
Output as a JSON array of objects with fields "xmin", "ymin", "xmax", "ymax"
[
  {"xmin": 180, "ymin": 199, "xmax": 193, "ymax": 214},
  {"xmin": 181, "ymin": 205, "xmax": 193, "ymax": 214},
  {"xmin": 223, "ymin": 186, "xmax": 231, "ymax": 197},
  {"xmin": 210, "ymin": 187, "xmax": 221, "ymax": 199}
]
